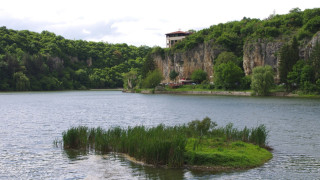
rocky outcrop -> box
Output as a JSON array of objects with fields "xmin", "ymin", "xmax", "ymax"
[
  {"xmin": 154, "ymin": 41, "xmax": 224, "ymax": 83},
  {"xmin": 243, "ymin": 31, "xmax": 320, "ymax": 79},
  {"xmin": 155, "ymin": 32, "xmax": 320, "ymax": 83},
  {"xmin": 243, "ymin": 39, "xmax": 284, "ymax": 77}
]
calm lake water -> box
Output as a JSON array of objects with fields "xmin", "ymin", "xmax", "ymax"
[{"xmin": 0, "ymin": 91, "xmax": 320, "ymax": 179}]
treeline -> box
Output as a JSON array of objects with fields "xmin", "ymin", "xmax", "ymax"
[
  {"xmin": 171, "ymin": 8, "xmax": 320, "ymax": 54},
  {"xmin": 0, "ymin": 27, "xmax": 151, "ymax": 91}
]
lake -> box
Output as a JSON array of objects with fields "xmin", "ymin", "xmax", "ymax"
[{"xmin": 0, "ymin": 91, "xmax": 319, "ymax": 179}]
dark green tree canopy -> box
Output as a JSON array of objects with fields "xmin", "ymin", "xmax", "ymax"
[
  {"xmin": 191, "ymin": 69, "xmax": 207, "ymax": 84},
  {"xmin": 251, "ymin": 65, "xmax": 274, "ymax": 96},
  {"xmin": 214, "ymin": 62, "xmax": 244, "ymax": 90},
  {"xmin": 169, "ymin": 70, "xmax": 179, "ymax": 82}
]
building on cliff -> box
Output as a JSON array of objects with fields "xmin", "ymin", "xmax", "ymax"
[{"xmin": 165, "ymin": 31, "xmax": 192, "ymax": 48}]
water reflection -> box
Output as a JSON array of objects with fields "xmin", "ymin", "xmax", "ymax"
[{"xmin": 63, "ymin": 149, "xmax": 89, "ymax": 160}]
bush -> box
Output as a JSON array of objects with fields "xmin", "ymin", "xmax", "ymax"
[
  {"xmin": 142, "ymin": 69, "xmax": 163, "ymax": 88},
  {"xmin": 214, "ymin": 62, "xmax": 244, "ymax": 90},
  {"xmin": 169, "ymin": 70, "xmax": 179, "ymax": 82},
  {"xmin": 251, "ymin": 66, "xmax": 274, "ymax": 96},
  {"xmin": 187, "ymin": 117, "xmax": 217, "ymax": 137},
  {"xmin": 191, "ymin": 69, "xmax": 207, "ymax": 84}
]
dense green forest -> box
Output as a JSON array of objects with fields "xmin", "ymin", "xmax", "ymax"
[{"xmin": 0, "ymin": 27, "xmax": 151, "ymax": 91}]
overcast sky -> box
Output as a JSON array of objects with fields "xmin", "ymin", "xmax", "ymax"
[{"xmin": 0, "ymin": 0, "xmax": 319, "ymax": 47}]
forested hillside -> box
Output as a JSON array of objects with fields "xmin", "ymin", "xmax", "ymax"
[
  {"xmin": 1, "ymin": 8, "xmax": 320, "ymax": 93},
  {"xmin": 171, "ymin": 8, "xmax": 320, "ymax": 54},
  {"xmin": 155, "ymin": 8, "xmax": 320, "ymax": 94},
  {"xmin": 0, "ymin": 27, "xmax": 151, "ymax": 91}
]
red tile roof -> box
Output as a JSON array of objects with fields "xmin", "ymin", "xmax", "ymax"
[{"xmin": 165, "ymin": 31, "xmax": 192, "ymax": 35}]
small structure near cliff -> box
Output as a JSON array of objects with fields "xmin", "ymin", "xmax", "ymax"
[{"xmin": 166, "ymin": 31, "xmax": 193, "ymax": 48}]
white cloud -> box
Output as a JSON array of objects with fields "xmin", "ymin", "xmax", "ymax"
[{"xmin": 1, "ymin": 0, "xmax": 319, "ymax": 47}]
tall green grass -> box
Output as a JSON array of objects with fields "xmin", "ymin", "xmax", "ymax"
[
  {"xmin": 62, "ymin": 124, "xmax": 187, "ymax": 167},
  {"xmin": 62, "ymin": 117, "xmax": 270, "ymax": 167},
  {"xmin": 210, "ymin": 123, "xmax": 268, "ymax": 147}
]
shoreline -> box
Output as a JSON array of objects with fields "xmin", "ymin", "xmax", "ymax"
[
  {"xmin": 123, "ymin": 89, "xmax": 301, "ymax": 97},
  {"xmin": 116, "ymin": 151, "xmax": 272, "ymax": 173}
]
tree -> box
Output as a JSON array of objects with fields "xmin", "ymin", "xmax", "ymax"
[
  {"xmin": 287, "ymin": 60, "xmax": 306, "ymax": 90},
  {"xmin": 13, "ymin": 71, "xmax": 30, "ymax": 91},
  {"xmin": 141, "ymin": 53, "xmax": 156, "ymax": 79},
  {"xmin": 214, "ymin": 62, "xmax": 244, "ymax": 89},
  {"xmin": 191, "ymin": 69, "xmax": 207, "ymax": 84},
  {"xmin": 215, "ymin": 51, "xmax": 241, "ymax": 67},
  {"xmin": 187, "ymin": 117, "xmax": 217, "ymax": 137},
  {"xmin": 123, "ymin": 69, "xmax": 138, "ymax": 89},
  {"xmin": 169, "ymin": 70, "xmax": 179, "ymax": 82},
  {"xmin": 310, "ymin": 42, "xmax": 320, "ymax": 80},
  {"xmin": 251, "ymin": 66, "xmax": 274, "ymax": 96},
  {"xmin": 75, "ymin": 69, "xmax": 89, "ymax": 87},
  {"xmin": 279, "ymin": 37, "xmax": 299, "ymax": 85},
  {"xmin": 142, "ymin": 69, "xmax": 163, "ymax": 88}
]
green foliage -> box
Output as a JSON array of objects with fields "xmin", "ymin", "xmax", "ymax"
[
  {"xmin": 287, "ymin": 60, "xmax": 306, "ymax": 90},
  {"xmin": 187, "ymin": 117, "xmax": 217, "ymax": 137},
  {"xmin": 184, "ymin": 139, "xmax": 272, "ymax": 167},
  {"xmin": 279, "ymin": 37, "xmax": 299, "ymax": 85},
  {"xmin": 62, "ymin": 126, "xmax": 89, "ymax": 149},
  {"xmin": 240, "ymin": 75, "xmax": 252, "ymax": 90},
  {"xmin": 215, "ymin": 51, "xmax": 241, "ymax": 67},
  {"xmin": 286, "ymin": 42, "xmax": 320, "ymax": 93},
  {"xmin": 62, "ymin": 119, "xmax": 271, "ymax": 168},
  {"xmin": 303, "ymin": 16, "xmax": 320, "ymax": 34},
  {"xmin": 191, "ymin": 69, "xmax": 207, "ymax": 84},
  {"xmin": 142, "ymin": 69, "xmax": 163, "ymax": 88},
  {"xmin": 0, "ymin": 26, "xmax": 151, "ymax": 90},
  {"xmin": 249, "ymin": 125, "xmax": 268, "ymax": 147},
  {"xmin": 169, "ymin": 70, "xmax": 179, "ymax": 82},
  {"xmin": 251, "ymin": 65, "xmax": 274, "ymax": 96},
  {"xmin": 169, "ymin": 8, "xmax": 320, "ymax": 58},
  {"xmin": 214, "ymin": 62, "xmax": 244, "ymax": 90},
  {"xmin": 13, "ymin": 71, "xmax": 30, "ymax": 91},
  {"xmin": 141, "ymin": 53, "xmax": 156, "ymax": 79},
  {"xmin": 63, "ymin": 124, "xmax": 187, "ymax": 167},
  {"xmin": 310, "ymin": 42, "xmax": 320, "ymax": 80},
  {"xmin": 123, "ymin": 69, "xmax": 139, "ymax": 89},
  {"xmin": 300, "ymin": 65, "xmax": 316, "ymax": 92}
]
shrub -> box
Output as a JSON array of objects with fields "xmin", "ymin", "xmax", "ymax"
[
  {"xmin": 214, "ymin": 62, "xmax": 244, "ymax": 90},
  {"xmin": 142, "ymin": 69, "xmax": 163, "ymax": 88},
  {"xmin": 251, "ymin": 65, "xmax": 274, "ymax": 96},
  {"xmin": 191, "ymin": 69, "xmax": 207, "ymax": 84},
  {"xmin": 187, "ymin": 117, "xmax": 217, "ymax": 137}
]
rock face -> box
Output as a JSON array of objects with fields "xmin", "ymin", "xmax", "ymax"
[
  {"xmin": 243, "ymin": 39, "xmax": 284, "ymax": 77},
  {"xmin": 243, "ymin": 31, "xmax": 320, "ymax": 79},
  {"xmin": 154, "ymin": 41, "xmax": 223, "ymax": 83},
  {"xmin": 155, "ymin": 31, "xmax": 320, "ymax": 83}
]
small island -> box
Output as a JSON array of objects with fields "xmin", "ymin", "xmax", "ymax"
[{"xmin": 61, "ymin": 117, "xmax": 272, "ymax": 172}]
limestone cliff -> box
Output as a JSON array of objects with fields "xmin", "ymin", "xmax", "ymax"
[
  {"xmin": 154, "ymin": 41, "xmax": 223, "ymax": 83},
  {"xmin": 243, "ymin": 31, "xmax": 320, "ymax": 79},
  {"xmin": 155, "ymin": 31, "xmax": 320, "ymax": 83}
]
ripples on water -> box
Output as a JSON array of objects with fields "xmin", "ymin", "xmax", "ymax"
[{"xmin": 0, "ymin": 91, "xmax": 320, "ymax": 179}]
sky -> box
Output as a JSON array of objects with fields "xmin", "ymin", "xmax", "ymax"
[{"xmin": 0, "ymin": 0, "xmax": 319, "ymax": 47}]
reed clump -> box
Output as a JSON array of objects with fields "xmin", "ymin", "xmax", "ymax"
[
  {"xmin": 62, "ymin": 117, "xmax": 271, "ymax": 168},
  {"xmin": 63, "ymin": 124, "xmax": 187, "ymax": 167}
]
